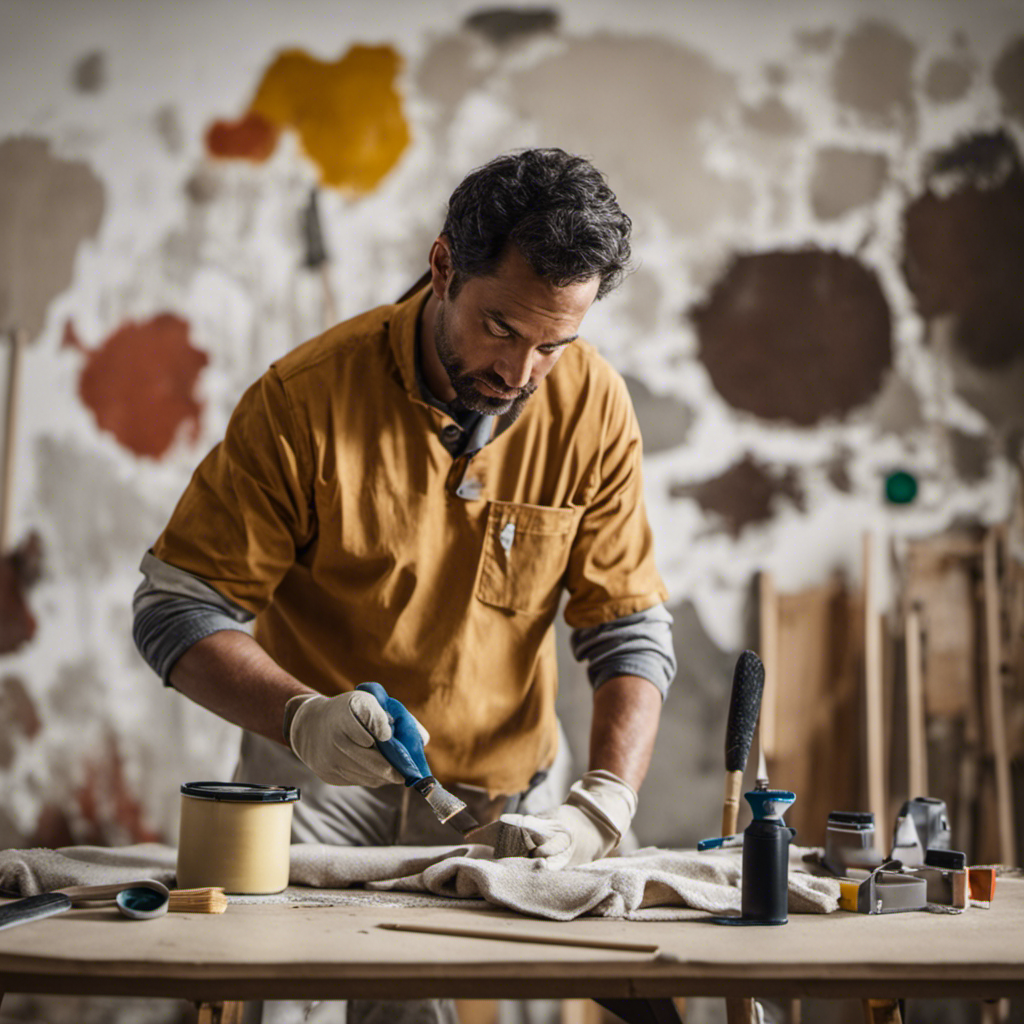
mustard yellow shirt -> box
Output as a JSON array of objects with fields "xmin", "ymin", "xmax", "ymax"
[{"xmin": 153, "ymin": 288, "xmax": 667, "ymax": 794}]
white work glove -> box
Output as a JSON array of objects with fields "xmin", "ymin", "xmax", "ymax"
[
  {"xmin": 496, "ymin": 769, "xmax": 638, "ymax": 870},
  {"xmin": 285, "ymin": 692, "xmax": 430, "ymax": 788}
]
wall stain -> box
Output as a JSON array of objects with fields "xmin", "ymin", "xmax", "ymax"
[
  {"xmin": 925, "ymin": 54, "xmax": 974, "ymax": 104},
  {"xmin": 833, "ymin": 20, "xmax": 915, "ymax": 129},
  {"xmin": 742, "ymin": 96, "xmax": 802, "ymax": 137},
  {"xmin": 74, "ymin": 314, "xmax": 208, "ymax": 459},
  {"xmin": 509, "ymin": 34, "xmax": 752, "ymax": 234},
  {"xmin": 247, "ymin": 45, "xmax": 410, "ymax": 193},
  {"xmin": 205, "ymin": 110, "xmax": 279, "ymax": 162},
  {"xmin": 993, "ymin": 37, "xmax": 1024, "ymax": 123},
  {"xmin": 670, "ymin": 455, "xmax": 805, "ymax": 536},
  {"xmin": 0, "ymin": 532, "xmax": 42, "ymax": 654},
  {"xmin": 622, "ymin": 374, "xmax": 694, "ymax": 454},
  {"xmin": 0, "ymin": 675, "xmax": 42, "ymax": 768},
  {"xmin": 810, "ymin": 147, "xmax": 888, "ymax": 220},
  {"xmin": 72, "ymin": 51, "xmax": 106, "ymax": 93},
  {"xmin": 903, "ymin": 131, "xmax": 1024, "ymax": 369},
  {"xmin": 949, "ymin": 429, "xmax": 990, "ymax": 482},
  {"xmin": 153, "ymin": 104, "xmax": 185, "ymax": 154},
  {"xmin": 691, "ymin": 249, "xmax": 892, "ymax": 425},
  {"xmin": 0, "ymin": 137, "xmax": 105, "ymax": 338},
  {"xmin": 796, "ymin": 27, "xmax": 836, "ymax": 52},
  {"xmin": 826, "ymin": 448, "xmax": 853, "ymax": 493},
  {"xmin": 464, "ymin": 7, "xmax": 559, "ymax": 45},
  {"xmin": 872, "ymin": 372, "xmax": 925, "ymax": 436}
]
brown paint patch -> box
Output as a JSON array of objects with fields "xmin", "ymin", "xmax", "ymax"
[
  {"xmin": 75, "ymin": 732, "xmax": 163, "ymax": 845},
  {"xmin": 509, "ymin": 34, "xmax": 752, "ymax": 234},
  {"xmin": 810, "ymin": 147, "xmax": 888, "ymax": 220},
  {"xmin": 622, "ymin": 374, "xmax": 693, "ymax": 454},
  {"xmin": 77, "ymin": 314, "xmax": 208, "ymax": 459},
  {"xmin": 0, "ymin": 136, "xmax": 105, "ymax": 338},
  {"xmin": 72, "ymin": 51, "xmax": 106, "ymax": 93},
  {"xmin": 669, "ymin": 455, "xmax": 805, "ymax": 536},
  {"xmin": 184, "ymin": 167, "xmax": 222, "ymax": 205},
  {"xmin": 205, "ymin": 110, "xmax": 279, "ymax": 162},
  {"xmin": 826, "ymin": 449, "xmax": 853, "ymax": 493},
  {"xmin": 797, "ymin": 27, "xmax": 836, "ymax": 52},
  {"xmin": 464, "ymin": 7, "xmax": 560, "ymax": 45},
  {"xmin": 0, "ymin": 532, "xmax": 42, "ymax": 654},
  {"xmin": 691, "ymin": 249, "xmax": 893, "ymax": 425},
  {"xmin": 993, "ymin": 37, "xmax": 1024, "ymax": 123},
  {"xmin": 0, "ymin": 676, "xmax": 40, "ymax": 770},
  {"xmin": 742, "ymin": 96, "xmax": 801, "ymax": 137},
  {"xmin": 925, "ymin": 55, "xmax": 974, "ymax": 104},
  {"xmin": 833, "ymin": 20, "xmax": 915, "ymax": 129},
  {"xmin": 949, "ymin": 430, "xmax": 990, "ymax": 482},
  {"xmin": 61, "ymin": 319, "xmax": 83, "ymax": 350},
  {"xmin": 249, "ymin": 46, "xmax": 410, "ymax": 193},
  {"xmin": 153, "ymin": 104, "xmax": 184, "ymax": 153},
  {"xmin": 903, "ymin": 132, "xmax": 1024, "ymax": 369},
  {"xmin": 29, "ymin": 804, "xmax": 76, "ymax": 849}
]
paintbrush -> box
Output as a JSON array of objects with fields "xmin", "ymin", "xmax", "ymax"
[{"xmin": 356, "ymin": 682, "xmax": 480, "ymax": 835}]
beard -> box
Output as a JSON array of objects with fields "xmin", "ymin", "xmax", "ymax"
[{"xmin": 434, "ymin": 302, "xmax": 536, "ymax": 421}]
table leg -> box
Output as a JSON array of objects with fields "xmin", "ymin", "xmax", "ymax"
[
  {"xmin": 196, "ymin": 1001, "xmax": 246, "ymax": 1024},
  {"xmin": 593, "ymin": 997, "xmax": 684, "ymax": 1024},
  {"xmin": 726, "ymin": 998, "xmax": 760, "ymax": 1024},
  {"xmin": 862, "ymin": 999, "xmax": 902, "ymax": 1024}
]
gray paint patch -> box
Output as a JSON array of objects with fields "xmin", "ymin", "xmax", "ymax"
[
  {"xmin": 619, "ymin": 265, "xmax": 662, "ymax": 337},
  {"xmin": 153, "ymin": 105, "xmax": 184, "ymax": 153},
  {"xmin": 825, "ymin": 448, "xmax": 853, "ymax": 493},
  {"xmin": 994, "ymin": 37, "xmax": 1024, "ymax": 123},
  {"xmin": 72, "ymin": 51, "xmax": 106, "ymax": 93},
  {"xmin": 949, "ymin": 430, "xmax": 990, "ymax": 483},
  {"xmin": 33, "ymin": 437, "xmax": 167, "ymax": 577},
  {"xmin": 622, "ymin": 374, "xmax": 694, "ymax": 454},
  {"xmin": 464, "ymin": 7, "xmax": 559, "ymax": 45},
  {"xmin": 872, "ymin": 372, "xmax": 925, "ymax": 435},
  {"xmin": 416, "ymin": 33, "xmax": 492, "ymax": 116},
  {"xmin": 924, "ymin": 55, "xmax": 974, "ymax": 104},
  {"xmin": 0, "ymin": 136, "xmax": 105, "ymax": 338},
  {"xmin": 833, "ymin": 20, "xmax": 916, "ymax": 129},
  {"xmin": 810, "ymin": 147, "xmax": 888, "ymax": 220},
  {"xmin": 742, "ymin": 97, "xmax": 801, "ymax": 138},
  {"xmin": 797, "ymin": 27, "xmax": 836, "ymax": 51},
  {"xmin": 509, "ymin": 34, "xmax": 752, "ymax": 234}
]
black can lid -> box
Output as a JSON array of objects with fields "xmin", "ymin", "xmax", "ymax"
[
  {"xmin": 181, "ymin": 781, "xmax": 300, "ymax": 803},
  {"xmin": 828, "ymin": 810, "xmax": 874, "ymax": 827}
]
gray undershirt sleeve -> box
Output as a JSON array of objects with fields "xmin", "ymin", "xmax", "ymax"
[
  {"xmin": 132, "ymin": 551, "xmax": 254, "ymax": 685},
  {"xmin": 570, "ymin": 603, "xmax": 676, "ymax": 700}
]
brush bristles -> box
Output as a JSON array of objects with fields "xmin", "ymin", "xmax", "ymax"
[{"xmin": 169, "ymin": 887, "xmax": 228, "ymax": 914}]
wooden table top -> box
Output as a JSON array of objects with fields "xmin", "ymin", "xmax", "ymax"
[{"xmin": 1, "ymin": 880, "xmax": 1022, "ymax": 1002}]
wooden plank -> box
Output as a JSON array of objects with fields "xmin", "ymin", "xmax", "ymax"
[
  {"xmin": 455, "ymin": 1001, "xmax": 499, "ymax": 1024},
  {"xmin": 759, "ymin": 571, "xmax": 779, "ymax": 763},
  {"xmin": 725, "ymin": 997, "xmax": 757, "ymax": 1024},
  {"xmin": 905, "ymin": 608, "xmax": 928, "ymax": 798},
  {"xmin": 864, "ymin": 532, "xmax": 887, "ymax": 843},
  {"xmin": 862, "ymin": 999, "xmax": 901, "ymax": 1024},
  {"xmin": 983, "ymin": 529, "xmax": 1017, "ymax": 867}
]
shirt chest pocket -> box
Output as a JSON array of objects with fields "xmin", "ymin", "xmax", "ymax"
[{"xmin": 475, "ymin": 501, "xmax": 583, "ymax": 615}]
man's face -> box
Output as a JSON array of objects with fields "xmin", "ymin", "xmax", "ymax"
[{"xmin": 433, "ymin": 245, "xmax": 600, "ymax": 419}]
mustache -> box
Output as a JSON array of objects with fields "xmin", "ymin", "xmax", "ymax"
[{"xmin": 472, "ymin": 372, "xmax": 537, "ymax": 398}]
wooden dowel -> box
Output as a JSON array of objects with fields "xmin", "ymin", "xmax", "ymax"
[
  {"xmin": 758, "ymin": 570, "xmax": 779, "ymax": 763},
  {"xmin": 983, "ymin": 529, "xmax": 1016, "ymax": 867},
  {"xmin": 905, "ymin": 608, "xmax": 927, "ymax": 798},
  {"xmin": 1, "ymin": 327, "xmax": 25, "ymax": 552},
  {"xmin": 863, "ymin": 532, "xmax": 887, "ymax": 841},
  {"xmin": 378, "ymin": 922, "xmax": 659, "ymax": 954},
  {"xmin": 722, "ymin": 769, "xmax": 744, "ymax": 837}
]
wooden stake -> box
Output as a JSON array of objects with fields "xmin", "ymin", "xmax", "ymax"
[
  {"xmin": 758, "ymin": 570, "xmax": 779, "ymax": 763},
  {"xmin": 905, "ymin": 608, "xmax": 928, "ymax": 799},
  {"xmin": 378, "ymin": 922, "xmax": 659, "ymax": 954},
  {"xmin": 1, "ymin": 327, "xmax": 25, "ymax": 552},
  {"xmin": 863, "ymin": 532, "xmax": 887, "ymax": 841},
  {"xmin": 983, "ymin": 529, "xmax": 1017, "ymax": 867}
]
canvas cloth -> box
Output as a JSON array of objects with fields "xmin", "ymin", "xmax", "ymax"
[{"xmin": 0, "ymin": 842, "xmax": 839, "ymax": 920}]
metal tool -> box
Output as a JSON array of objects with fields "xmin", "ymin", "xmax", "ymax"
[
  {"xmin": 0, "ymin": 880, "xmax": 169, "ymax": 932},
  {"xmin": 823, "ymin": 810, "xmax": 884, "ymax": 876},
  {"xmin": 356, "ymin": 682, "xmax": 479, "ymax": 836}
]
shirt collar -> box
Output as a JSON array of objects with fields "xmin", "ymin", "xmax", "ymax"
[{"xmin": 388, "ymin": 284, "xmax": 433, "ymax": 402}]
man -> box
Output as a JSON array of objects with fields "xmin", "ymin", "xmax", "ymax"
[{"xmin": 134, "ymin": 148, "xmax": 675, "ymax": 869}]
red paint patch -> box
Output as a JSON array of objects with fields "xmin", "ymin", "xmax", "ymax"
[
  {"xmin": 62, "ymin": 319, "xmax": 84, "ymax": 351},
  {"xmin": 205, "ymin": 110, "xmax": 279, "ymax": 161},
  {"xmin": 29, "ymin": 804, "xmax": 76, "ymax": 849},
  {"xmin": 75, "ymin": 732, "xmax": 163, "ymax": 845},
  {"xmin": 78, "ymin": 314, "xmax": 208, "ymax": 458}
]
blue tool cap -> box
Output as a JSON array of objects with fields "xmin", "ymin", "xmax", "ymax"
[{"xmin": 745, "ymin": 789, "xmax": 796, "ymax": 822}]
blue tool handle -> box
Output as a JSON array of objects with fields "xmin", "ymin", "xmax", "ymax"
[{"xmin": 356, "ymin": 682, "xmax": 432, "ymax": 786}]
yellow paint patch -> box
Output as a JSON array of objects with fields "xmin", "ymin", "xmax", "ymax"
[
  {"xmin": 838, "ymin": 879, "xmax": 861, "ymax": 912},
  {"xmin": 250, "ymin": 45, "xmax": 410, "ymax": 193}
]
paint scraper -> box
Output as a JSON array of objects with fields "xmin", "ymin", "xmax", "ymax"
[{"xmin": 356, "ymin": 682, "xmax": 480, "ymax": 836}]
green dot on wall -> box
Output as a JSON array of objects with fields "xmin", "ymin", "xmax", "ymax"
[{"xmin": 885, "ymin": 470, "xmax": 918, "ymax": 504}]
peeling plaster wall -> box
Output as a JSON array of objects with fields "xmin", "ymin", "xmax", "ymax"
[{"xmin": 0, "ymin": 0, "xmax": 1022, "ymax": 871}]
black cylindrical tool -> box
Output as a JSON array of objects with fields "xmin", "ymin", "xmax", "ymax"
[{"xmin": 721, "ymin": 650, "xmax": 765, "ymax": 837}]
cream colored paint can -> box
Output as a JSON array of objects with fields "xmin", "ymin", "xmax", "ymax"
[{"xmin": 176, "ymin": 782, "xmax": 300, "ymax": 894}]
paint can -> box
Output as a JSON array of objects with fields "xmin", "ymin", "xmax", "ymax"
[{"xmin": 176, "ymin": 782, "xmax": 300, "ymax": 894}]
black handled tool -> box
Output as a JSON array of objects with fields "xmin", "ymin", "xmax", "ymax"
[{"xmin": 722, "ymin": 650, "xmax": 765, "ymax": 837}]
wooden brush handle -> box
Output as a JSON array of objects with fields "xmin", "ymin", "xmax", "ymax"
[{"xmin": 722, "ymin": 769, "xmax": 744, "ymax": 837}]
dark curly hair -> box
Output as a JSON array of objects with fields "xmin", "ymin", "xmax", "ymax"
[{"xmin": 442, "ymin": 148, "xmax": 632, "ymax": 300}]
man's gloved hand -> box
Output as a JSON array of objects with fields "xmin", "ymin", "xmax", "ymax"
[
  {"xmin": 285, "ymin": 691, "xmax": 430, "ymax": 788},
  {"xmin": 495, "ymin": 769, "xmax": 638, "ymax": 870}
]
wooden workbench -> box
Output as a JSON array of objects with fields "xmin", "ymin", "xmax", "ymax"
[{"xmin": 1, "ymin": 881, "xmax": 1022, "ymax": 1004}]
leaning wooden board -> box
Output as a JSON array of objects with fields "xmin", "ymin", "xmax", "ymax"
[{"xmin": 1, "ymin": 881, "xmax": 1023, "ymax": 1002}]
